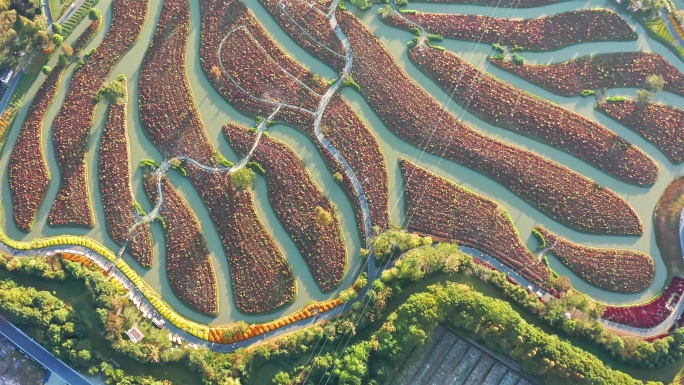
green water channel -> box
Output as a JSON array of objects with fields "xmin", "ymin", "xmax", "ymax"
[{"xmin": 0, "ymin": 0, "xmax": 682, "ymax": 328}]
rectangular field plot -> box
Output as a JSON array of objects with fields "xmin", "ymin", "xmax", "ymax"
[{"xmin": 391, "ymin": 326, "xmax": 540, "ymax": 385}]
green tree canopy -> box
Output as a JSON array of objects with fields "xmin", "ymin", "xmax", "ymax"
[{"xmin": 231, "ymin": 168, "xmax": 255, "ymax": 191}]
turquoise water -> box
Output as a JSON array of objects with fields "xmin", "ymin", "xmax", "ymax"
[{"xmin": 0, "ymin": 0, "xmax": 682, "ymax": 325}]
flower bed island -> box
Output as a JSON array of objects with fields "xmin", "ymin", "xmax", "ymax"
[
  {"xmin": 201, "ymin": 0, "xmax": 389, "ymax": 236},
  {"xmin": 139, "ymin": 0, "xmax": 296, "ymax": 313},
  {"xmin": 142, "ymin": 170, "xmax": 218, "ymax": 317},
  {"xmin": 8, "ymin": 64, "xmax": 65, "ymax": 231},
  {"xmin": 401, "ymin": 159, "xmax": 549, "ymax": 285},
  {"xmin": 603, "ymin": 278, "xmax": 684, "ymax": 328},
  {"xmin": 396, "ymin": 10, "xmax": 635, "ymax": 51},
  {"xmin": 408, "ymin": 44, "xmax": 657, "ymax": 186},
  {"xmin": 596, "ymin": 100, "xmax": 684, "ymax": 164},
  {"xmin": 48, "ymin": 0, "xmax": 149, "ymax": 227},
  {"xmin": 259, "ymin": 0, "xmax": 643, "ymax": 235},
  {"xmin": 98, "ymin": 78, "xmax": 152, "ymax": 267},
  {"xmin": 491, "ymin": 52, "xmax": 684, "ymax": 97},
  {"xmin": 534, "ymin": 226, "xmax": 654, "ymax": 293},
  {"xmin": 224, "ymin": 123, "xmax": 346, "ymax": 292}
]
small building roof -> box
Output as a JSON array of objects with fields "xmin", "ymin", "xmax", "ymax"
[{"xmin": 125, "ymin": 327, "xmax": 144, "ymax": 343}]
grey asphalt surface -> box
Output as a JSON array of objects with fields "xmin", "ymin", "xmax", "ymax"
[{"xmin": 0, "ymin": 316, "xmax": 93, "ymax": 385}]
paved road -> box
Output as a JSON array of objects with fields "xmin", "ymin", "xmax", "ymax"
[
  {"xmin": 0, "ymin": 316, "xmax": 92, "ymax": 385},
  {"xmin": 661, "ymin": 9, "xmax": 684, "ymax": 49},
  {"xmin": 56, "ymin": 0, "xmax": 87, "ymax": 26},
  {"xmin": 43, "ymin": 0, "xmax": 54, "ymax": 28},
  {"xmin": 0, "ymin": 68, "xmax": 23, "ymax": 116}
]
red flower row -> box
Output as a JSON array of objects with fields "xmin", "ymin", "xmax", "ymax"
[
  {"xmin": 224, "ymin": 123, "xmax": 346, "ymax": 292},
  {"xmin": 98, "ymin": 85, "xmax": 153, "ymax": 267},
  {"xmin": 400, "ymin": 10, "xmax": 636, "ymax": 51},
  {"xmin": 143, "ymin": 171, "xmax": 219, "ymax": 317},
  {"xmin": 535, "ymin": 226, "xmax": 654, "ymax": 293},
  {"xmin": 603, "ymin": 278, "xmax": 684, "ymax": 328},
  {"xmin": 401, "ymin": 159, "xmax": 549, "ymax": 285},
  {"xmin": 8, "ymin": 64, "xmax": 64, "ymax": 231},
  {"xmin": 258, "ymin": 0, "xmax": 345, "ymax": 70},
  {"xmin": 71, "ymin": 19, "xmax": 101, "ymax": 53},
  {"xmin": 220, "ymin": 27, "xmax": 321, "ymax": 112},
  {"xmin": 597, "ymin": 100, "xmax": 684, "ymax": 164},
  {"xmin": 267, "ymin": 7, "xmax": 643, "ymax": 235},
  {"xmin": 48, "ymin": 0, "xmax": 150, "ymax": 227},
  {"xmin": 201, "ymin": 0, "xmax": 390, "ymax": 235},
  {"xmin": 409, "ymin": 45, "xmax": 658, "ymax": 186},
  {"xmin": 140, "ymin": 0, "xmax": 296, "ymax": 314},
  {"xmin": 491, "ymin": 52, "xmax": 684, "ymax": 97}
]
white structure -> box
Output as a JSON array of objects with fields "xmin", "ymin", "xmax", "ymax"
[{"xmin": 125, "ymin": 327, "xmax": 144, "ymax": 343}]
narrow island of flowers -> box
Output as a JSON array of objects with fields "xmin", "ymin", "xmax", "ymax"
[
  {"xmin": 200, "ymin": 0, "xmax": 389, "ymax": 236},
  {"xmin": 534, "ymin": 226, "xmax": 654, "ymax": 293},
  {"xmin": 142, "ymin": 169, "xmax": 219, "ymax": 317},
  {"xmin": 8, "ymin": 64, "xmax": 65, "ymax": 231},
  {"xmin": 98, "ymin": 77, "xmax": 153, "ymax": 267},
  {"xmin": 70, "ymin": 18, "xmax": 101, "ymax": 54},
  {"xmin": 491, "ymin": 52, "xmax": 684, "ymax": 97},
  {"xmin": 654, "ymin": 177, "xmax": 684, "ymax": 275},
  {"xmin": 603, "ymin": 278, "xmax": 684, "ymax": 328},
  {"xmin": 596, "ymin": 100, "xmax": 684, "ymax": 164},
  {"xmin": 48, "ymin": 0, "xmax": 149, "ymax": 227},
  {"xmin": 259, "ymin": 0, "xmax": 644, "ymax": 236},
  {"xmin": 408, "ymin": 44, "xmax": 658, "ymax": 186},
  {"xmin": 391, "ymin": 9, "xmax": 635, "ymax": 51},
  {"xmin": 401, "ymin": 159, "xmax": 549, "ymax": 285},
  {"xmin": 224, "ymin": 123, "xmax": 346, "ymax": 292},
  {"xmin": 139, "ymin": 0, "xmax": 296, "ymax": 313}
]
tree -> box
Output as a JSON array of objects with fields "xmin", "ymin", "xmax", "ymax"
[
  {"xmin": 51, "ymin": 22, "xmax": 62, "ymax": 34},
  {"xmin": 636, "ymin": 89, "xmax": 653, "ymax": 107},
  {"xmin": 41, "ymin": 65, "xmax": 51, "ymax": 74},
  {"xmin": 51, "ymin": 33, "xmax": 63, "ymax": 44},
  {"xmin": 97, "ymin": 79, "xmax": 126, "ymax": 103},
  {"xmin": 350, "ymin": 0, "xmax": 371, "ymax": 9},
  {"xmin": 60, "ymin": 43, "xmax": 72, "ymax": 57},
  {"xmin": 333, "ymin": 172, "xmax": 343, "ymax": 183},
  {"xmin": 209, "ymin": 64, "xmax": 221, "ymax": 79},
  {"xmin": 88, "ymin": 8, "xmax": 101, "ymax": 20},
  {"xmin": 222, "ymin": 321, "xmax": 249, "ymax": 341},
  {"xmin": 553, "ymin": 275, "xmax": 572, "ymax": 293},
  {"xmin": 315, "ymin": 206, "xmax": 333, "ymax": 227},
  {"xmin": 231, "ymin": 168, "xmax": 255, "ymax": 191},
  {"xmin": 645, "ymin": 74, "xmax": 666, "ymax": 93}
]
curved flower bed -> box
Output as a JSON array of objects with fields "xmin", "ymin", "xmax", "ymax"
[
  {"xmin": 8, "ymin": 65, "xmax": 65, "ymax": 231},
  {"xmin": 139, "ymin": 0, "xmax": 296, "ymax": 313},
  {"xmin": 224, "ymin": 123, "xmax": 346, "ymax": 292},
  {"xmin": 401, "ymin": 159, "xmax": 549, "ymax": 285},
  {"xmin": 201, "ymin": 0, "xmax": 389, "ymax": 235},
  {"xmin": 491, "ymin": 52, "xmax": 684, "ymax": 97},
  {"xmin": 409, "ymin": 45, "xmax": 657, "ymax": 186},
  {"xmin": 603, "ymin": 278, "xmax": 684, "ymax": 328},
  {"xmin": 48, "ymin": 0, "xmax": 149, "ymax": 227},
  {"xmin": 596, "ymin": 100, "xmax": 684, "ymax": 164},
  {"xmin": 261, "ymin": 2, "xmax": 643, "ymax": 235},
  {"xmin": 71, "ymin": 18, "xmax": 101, "ymax": 53},
  {"xmin": 395, "ymin": 10, "xmax": 636, "ymax": 51},
  {"xmin": 534, "ymin": 226, "xmax": 654, "ymax": 293},
  {"xmin": 263, "ymin": 0, "xmax": 345, "ymax": 69},
  {"xmin": 142, "ymin": 170, "xmax": 218, "ymax": 317},
  {"xmin": 220, "ymin": 27, "xmax": 320, "ymax": 112},
  {"xmin": 98, "ymin": 80, "xmax": 153, "ymax": 267}
]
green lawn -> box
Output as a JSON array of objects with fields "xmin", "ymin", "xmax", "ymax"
[{"xmin": 49, "ymin": 0, "xmax": 63, "ymax": 21}]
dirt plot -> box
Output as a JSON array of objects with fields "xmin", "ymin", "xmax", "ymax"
[{"xmin": 0, "ymin": 334, "xmax": 46, "ymax": 385}]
